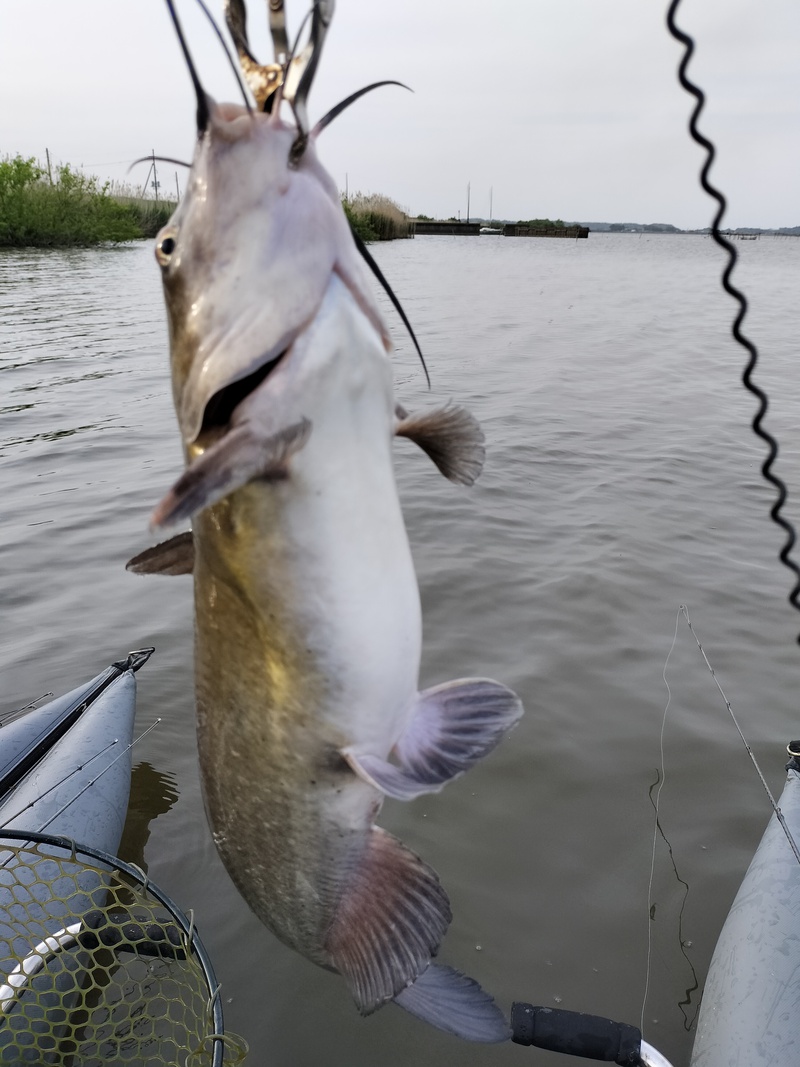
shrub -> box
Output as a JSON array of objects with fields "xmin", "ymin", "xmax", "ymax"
[
  {"xmin": 341, "ymin": 192, "xmax": 413, "ymax": 242},
  {"xmin": 0, "ymin": 155, "xmax": 173, "ymax": 246},
  {"xmin": 516, "ymin": 218, "xmax": 565, "ymax": 229}
]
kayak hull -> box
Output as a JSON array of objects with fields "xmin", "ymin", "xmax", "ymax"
[
  {"xmin": 690, "ymin": 765, "xmax": 800, "ymax": 1066},
  {"xmin": 0, "ymin": 663, "xmax": 139, "ymax": 853}
]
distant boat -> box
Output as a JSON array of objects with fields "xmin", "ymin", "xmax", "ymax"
[{"xmin": 480, "ymin": 226, "xmax": 503, "ymax": 235}]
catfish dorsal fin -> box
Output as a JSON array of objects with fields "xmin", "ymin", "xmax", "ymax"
[
  {"xmin": 395, "ymin": 403, "xmax": 485, "ymax": 486},
  {"xmin": 325, "ymin": 827, "xmax": 451, "ymax": 1014},
  {"xmin": 126, "ymin": 531, "xmax": 194, "ymax": 576}
]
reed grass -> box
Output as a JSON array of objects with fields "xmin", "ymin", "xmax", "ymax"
[
  {"xmin": 108, "ymin": 181, "xmax": 176, "ymax": 237},
  {"xmin": 0, "ymin": 155, "xmax": 176, "ymax": 247},
  {"xmin": 342, "ymin": 192, "xmax": 413, "ymax": 242},
  {"xmin": 1, "ymin": 154, "xmax": 409, "ymax": 248}
]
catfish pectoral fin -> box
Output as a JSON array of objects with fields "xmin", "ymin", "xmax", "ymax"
[
  {"xmin": 126, "ymin": 531, "xmax": 194, "ymax": 575},
  {"xmin": 343, "ymin": 678, "xmax": 523, "ymax": 801},
  {"xmin": 395, "ymin": 403, "xmax": 485, "ymax": 486},
  {"xmin": 394, "ymin": 963, "xmax": 511, "ymax": 1043},
  {"xmin": 325, "ymin": 826, "xmax": 450, "ymax": 1014},
  {"xmin": 151, "ymin": 417, "xmax": 312, "ymax": 529}
]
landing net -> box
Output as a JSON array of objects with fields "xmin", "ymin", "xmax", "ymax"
[{"xmin": 0, "ymin": 829, "xmax": 247, "ymax": 1066}]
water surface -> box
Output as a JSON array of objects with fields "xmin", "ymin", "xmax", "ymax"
[{"xmin": 2, "ymin": 233, "xmax": 799, "ymax": 1065}]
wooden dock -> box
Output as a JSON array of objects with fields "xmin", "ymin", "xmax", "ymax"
[
  {"xmin": 503, "ymin": 225, "xmax": 589, "ymax": 239},
  {"xmin": 410, "ymin": 220, "xmax": 589, "ymax": 238},
  {"xmin": 411, "ymin": 220, "xmax": 481, "ymax": 235}
]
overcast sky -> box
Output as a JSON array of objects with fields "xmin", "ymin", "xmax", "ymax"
[{"xmin": 2, "ymin": 0, "xmax": 798, "ymax": 229}]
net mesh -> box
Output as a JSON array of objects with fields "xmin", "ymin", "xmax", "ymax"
[{"xmin": 0, "ymin": 837, "xmax": 247, "ymax": 1066}]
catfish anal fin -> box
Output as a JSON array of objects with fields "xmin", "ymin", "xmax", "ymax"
[
  {"xmin": 343, "ymin": 678, "xmax": 523, "ymax": 801},
  {"xmin": 395, "ymin": 403, "xmax": 485, "ymax": 486},
  {"xmin": 325, "ymin": 827, "xmax": 451, "ymax": 1014},
  {"xmin": 126, "ymin": 531, "xmax": 194, "ymax": 576}
]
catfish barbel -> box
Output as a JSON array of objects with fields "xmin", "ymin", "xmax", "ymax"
[{"xmin": 129, "ymin": 0, "xmax": 523, "ymax": 1042}]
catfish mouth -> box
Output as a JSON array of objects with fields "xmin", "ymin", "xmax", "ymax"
[{"xmin": 194, "ymin": 349, "xmax": 287, "ymax": 448}]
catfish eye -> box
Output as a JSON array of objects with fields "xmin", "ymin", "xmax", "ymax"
[{"xmin": 155, "ymin": 230, "xmax": 177, "ymax": 268}]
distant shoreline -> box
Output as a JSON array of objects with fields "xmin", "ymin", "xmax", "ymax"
[{"xmin": 460, "ymin": 218, "xmax": 800, "ymax": 236}]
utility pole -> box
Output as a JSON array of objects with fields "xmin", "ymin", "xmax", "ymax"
[
  {"xmin": 140, "ymin": 161, "xmax": 153, "ymax": 200},
  {"xmin": 466, "ymin": 181, "xmax": 470, "ymax": 224},
  {"xmin": 489, "ymin": 186, "xmax": 493, "ymax": 225},
  {"xmin": 45, "ymin": 148, "xmax": 53, "ymax": 185},
  {"xmin": 175, "ymin": 171, "xmax": 181, "ymax": 202},
  {"xmin": 152, "ymin": 150, "xmax": 159, "ymax": 203}
]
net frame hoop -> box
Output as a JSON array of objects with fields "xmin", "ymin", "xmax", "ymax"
[{"xmin": 0, "ymin": 826, "xmax": 225, "ymax": 1067}]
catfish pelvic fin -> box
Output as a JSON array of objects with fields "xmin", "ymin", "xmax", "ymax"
[
  {"xmin": 325, "ymin": 826, "xmax": 451, "ymax": 1014},
  {"xmin": 151, "ymin": 418, "xmax": 311, "ymax": 530},
  {"xmin": 394, "ymin": 403, "xmax": 485, "ymax": 486},
  {"xmin": 394, "ymin": 963, "xmax": 511, "ymax": 1043},
  {"xmin": 343, "ymin": 678, "xmax": 523, "ymax": 801},
  {"xmin": 126, "ymin": 531, "xmax": 194, "ymax": 576}
]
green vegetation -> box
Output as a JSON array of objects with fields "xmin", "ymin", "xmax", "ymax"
[
  {"xmin": 0, "ymin": 154, "xmax": 175, "ymax": 247},
  {"xmin": 107, "ymin": 186, "xmax": 175, "ymax": 238},
  {"xmin": 516, "ymin": 218, "xmax": 565, "ymax": 229},
  {"xmin": 342, "ymin": 192, "xmax": 413, "ymax": 242},
  {"xmin": 1, "ymin": 153, "xmax": 414, "ymax": 248}
]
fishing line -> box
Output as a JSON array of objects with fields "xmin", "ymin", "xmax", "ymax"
[
  {"xmin": 0, "ymin": 719, "xmax": 163, "ymax": 848},
  {"xmin": 2, "ymin": 693, "xmax": 53, "ymax": 723},
  {"xmin": 641, "ymin": 608, "xmax": 680, "ymax": 1033},
  {"xmin": 645, "ymin": 769, "xmax": 699, "ymax": 1032},
  {"xmin": 35, "ymin": 719, "xmax": 163, "ymax": 837},
  {"xmin": 680, "ymin": 605, "xmax": 800, "ymax": 866},
  {"xmin": 0, "ymin": 742, "xmax": 120, "ymax": 834},
  {"xmin": 666, "ymin": 0, "xmax": 800, "ymax": 641}
]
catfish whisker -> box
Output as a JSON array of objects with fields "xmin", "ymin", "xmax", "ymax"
[
  {"xmin": 314, "ymin": 82, "xmax": 411, "ymax": 137},
  {"xmin": 164, "ymin": 0, "xmax": 211, "ymax": 133},
  {"xmin": 349, "ymin": 227, "xmax": 431, "ymax": 388},
  {"xmin": 193, "ymin": 0, "xmax": 253, "ymax": 112},
  {"xmin": 128, "ymin": 156, "xmax": 192, "ymax": 173}
]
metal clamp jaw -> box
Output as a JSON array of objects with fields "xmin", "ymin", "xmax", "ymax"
[{"xmin": 224, "ymin": 0, "xmax": 334, "ymax": 157}]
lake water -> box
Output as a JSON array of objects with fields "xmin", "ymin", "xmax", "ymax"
[{"xmin": 2, "ymin": 232, "xmax": 800, "ymax": 1066}]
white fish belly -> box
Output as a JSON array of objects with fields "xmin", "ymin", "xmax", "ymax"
[{"xmin": 230, "ymin": 273, "xmax": 422, "ymax": 758}]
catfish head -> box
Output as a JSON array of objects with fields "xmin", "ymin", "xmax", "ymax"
[
  {"xmin": 149, "ymin": 1, "xmax": 397, "ymax": 527},
  {"xmin": 155, "ymin": 100, "xmax": 390, "ymax": 455},
  {"xmin": 145, "ymin": 1, "xmax": 477, "ymax": 534}
]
